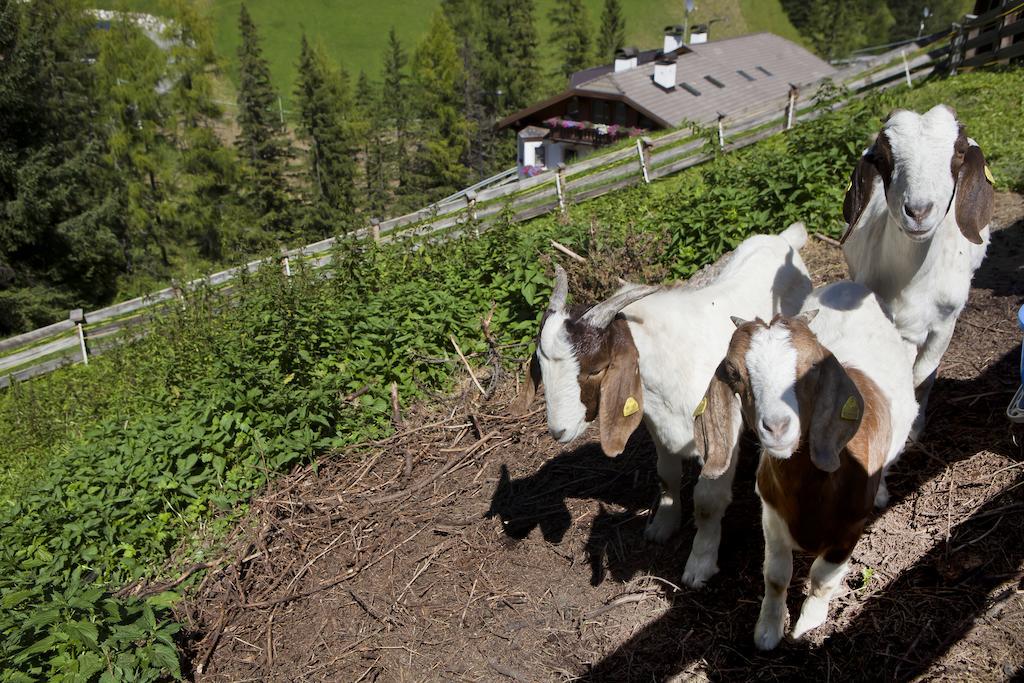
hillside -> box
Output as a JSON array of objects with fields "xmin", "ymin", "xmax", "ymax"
[
  {"xmin": 1, "ymin": 67, "xmax": 1022, "ymax": 680},
  {"xmin": 96, "ymin": 0, "xmax": 804, "ymax": 106}
]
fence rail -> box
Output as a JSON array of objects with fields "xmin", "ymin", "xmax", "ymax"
[{"xmin": 1, "ymin": 17, "xmax": 1010, "ymax": 388}]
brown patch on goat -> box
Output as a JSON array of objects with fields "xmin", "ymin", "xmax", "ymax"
[
  {"xmin": 697, "ymin": 315, "xmax": 892, "ymax": 563},
  {"xmin": 564, "ymin": 316, "xmax": 644, "ymax": 456},
  {"xmin": 841, "ymin": 132, "xmax": 893, "ymax": 241},
  {"xmin": 954, "ymin": 138, "xmax": 995, "ymax": 245}
]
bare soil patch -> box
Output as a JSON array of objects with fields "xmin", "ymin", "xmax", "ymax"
[{"xmin": 177, "ymin": 195, "xmax": 1024, "ymax": 682}]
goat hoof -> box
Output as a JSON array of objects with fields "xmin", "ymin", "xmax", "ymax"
[
  {"xmin": 754, "ymin": 616, "xmax": 785, "ymax": 651},
  {"xmin": 873, "ymin": 481, "xmax": 890, "ymax": 510},
  {"xmin": 644, "ymin": 508, "xmax": 680, "ymax": 544},
  {"xmin": 681, "ymin": 553, "xmax": 718, "ymax": 588},
  {"xmin": 791, "ymin": 601, "xmax": 828, "ymax": 641}
]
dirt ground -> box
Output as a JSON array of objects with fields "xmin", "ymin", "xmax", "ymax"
[{"xmin": 176, "ymin": 194, "xmax": 1024, "ymax": 682}]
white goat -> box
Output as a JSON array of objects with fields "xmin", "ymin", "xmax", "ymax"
[
  {"xmin": 841, "ymin": 105, "xmax": 994, "ymax": 436},
  {"xmin": 695, "ymin": 281, "xmax": 917, "ymax": 649},
  {"xmin": 512, "ymin": 223, "xmax": 812, "ymax": 588}
]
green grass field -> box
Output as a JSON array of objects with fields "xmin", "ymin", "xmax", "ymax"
[{"xmin": 98, "ymin": 0, "xmax": 804, "ymax": 106}]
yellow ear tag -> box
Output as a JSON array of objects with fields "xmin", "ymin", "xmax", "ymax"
[
  {"xmin": 984, "ymin": 165, "xmax": 994, "ymax": 184},
  {"xmin": 840, "ymin": 396, "xmax": 860, "ymax": 421},
  {"xmin": 623, "ymin": 396, "xmax": 639, "ymax": 417},
  {"xmin": 693, "ymin": 396, "xmax": 708, "ymax": 418},
  {"xmin": 845, "ymin": 179, "xmax": 852, "ymax": 192}
]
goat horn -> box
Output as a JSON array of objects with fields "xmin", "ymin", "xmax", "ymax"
[
  {"xmin": 581, "ymin": 283, "xmax": 660, "ymax": 329},
  {"xmin": 548, "ymin": 264, "xmax": 569, "ymax": 312}
]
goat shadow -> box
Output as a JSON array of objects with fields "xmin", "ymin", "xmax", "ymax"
[{"xmin": 487, "ymin": 221, "xmax": 1024, "ymax": 679}]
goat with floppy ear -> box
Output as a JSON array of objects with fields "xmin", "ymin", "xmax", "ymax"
[
  {"xmin": 511, "ymin": 223, "xmax": 813, "ymax": 589},
  {"xmin": 694, "ymin": 281, "xmax": 917, "ymax": 649},
  {"xmin": 840, "ymin": 104, "xmax": 993, "ymax": 440}
]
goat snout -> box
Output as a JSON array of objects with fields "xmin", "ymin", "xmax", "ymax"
[
  {"xmin": 549, "ymin": 427, "xmax": 567, "ymax": 441},
  {"xmin": 902, "ymin": 201, "xmax": 934, "ymax": 223},
  {"xmin": 760, "ymin": 416, "xmax": 791, "ymax": 439}
]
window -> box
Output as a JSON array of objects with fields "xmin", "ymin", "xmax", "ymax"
[
  {"xmin": 704, "ymin": 75, "xmax": 725, "ymax": 89},
  {"xmin": 536, "ymin": 144, "xmax": 546, "ymax": 168},
  {"xmin": 614, "ymin": 102, "xmax": 628, "ymax": 125},
  {"xmin": 756, "ymin": 65, "xmax": 774, "ymax": 77},
  {"xmin": 681, "ymin": 83, "xmax": 702, "ymax": 96},
  {"xmin": 567, "ymin": 96, "xmax": 580, "ymax": 118},
  {"xmin": 592, "ymin": 99, "xmax": 610, "ymax": 124},
  {"xmin": 737, "ymin": 69, "xmax": 755, "ymax": 81}
]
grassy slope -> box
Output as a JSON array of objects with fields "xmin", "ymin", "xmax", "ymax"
[{"xmin": 98, "ymin": 0, "xmax": 803, "ymax": 107}]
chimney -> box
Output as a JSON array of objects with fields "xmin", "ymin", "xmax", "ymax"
[
  {"xmin": 663, "ymin": 25, "xmax": 684, "ymax": 53},
  {"xmin": 689, "ymin": 23, "xmax": 709, "ymax": 44},
  {"xmin": 614, "ymin": 47, "xmax": 638, "ymax": 73},
  {"xmin": 653, "ymin": 57, "xmax": 677, "ymax": 90}
]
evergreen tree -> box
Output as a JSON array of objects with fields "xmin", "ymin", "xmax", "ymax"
[
  {"xmin": 781, "ymin": 0, "xmax": 894, "ymax": 60},
  {"xmin": 0, "ymin": 0, "xmax": 125, "ymax": 333},
  {"xmin": 164, "ymin": 0, "xmax": 246, "ymax": 261},
  {"xmin": 95, "ymin": 10, "xmax": 176, "ymax": 271},
  {"xmin": 354, "ymin": 71, "xmax": 390, "ymax": 219},
  {"xmin": 442, "ymin": 0, "xmax": 489, "ymax": 178},
  {"xmin": 381, "ymin": 28, "xmax": 412, "ymax": 193},
  {"xmin": 481, "ymin": 0, "xmax": 540, "ymax": 114},
  {"xmin": 885, "ymin": 0, "xmax": 966, "ymax": 43},
  {"xmin": 236, "ymin": 4, "xmax": 292, "ymax": 234},
  {"xmin": 549, "ymin": 0, "xmax": 592, "ymax": 80},
  {"xmin": 597, "ymin": 0, "xmax": 626, "ymax": 62},
  {"xmin": 410, "ymin": 11, "xmax": 470, "ymax": 200},
  {"xmin": 294, "ymin": 35, "xmax": 359, "ymax": 236}
]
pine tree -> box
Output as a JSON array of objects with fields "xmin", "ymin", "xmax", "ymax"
[
  {"xmin": 549, "ymin": 0, "xmax": 592, "ymax": 80},
  {"xmin": 0, "ymin": 0, "xmax": 125, "ymax": 333},
  {"xmin": 164, "ymin": 0, "xmax": 245, "ymax": 260},
  {"xmin": 236, "ymin": 4, "xmax": 292, "ymax": 234},
  {"xmin": 96, "ymin": 10, "xmax": 177, "ymax": 271},
  {"xmin": 354, "ymin": 71, "xmax": 390, "ymax": 219},
  {"xmin": 442, "ymin": 0, "xmax": 488, "ymax": 178},
  {"xmin": 481, "ymin": 0, "xmax": 540, "ymax": 114},
  {"xmin": 781, "ymin": 0, "xmax": 894, "ymax": 59},
  {"xmin": 597, "ymin": 0, "xmax": 626, "ymax": 62},
  {"xmin": 381, "ymin": 28, "xmax": 411, "ymax": 192},
  {"xmin": 410, "ymin": 11, "xmax": 470, "ymax": 200},
  {"xmin": 294, "ymin": 35, "xmax": 359, "ymax": 236}
]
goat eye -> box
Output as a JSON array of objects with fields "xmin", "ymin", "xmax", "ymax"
[{"xmin": 589, "ymin": 367, "xmax": 607, "ymax": 379}]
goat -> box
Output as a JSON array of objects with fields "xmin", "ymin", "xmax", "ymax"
[
  {"xmin": 512, "ymin": 223, "xmax": 812, "ymax": 588},
  {"xmin": 841, "ymin": 105, "xmax": 994, "ymax": 438},
  {"xmin": 694, "ymin": 281, "xmax": 917, "ymax": 649}
]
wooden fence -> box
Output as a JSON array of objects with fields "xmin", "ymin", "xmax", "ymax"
[
  {"xmin": 950, "ymin": 0, "xmax": 1024, "ymax": 72},
  {"xmin": 0, "ymin": 33, "xmax": 972, "ymax": 388}
]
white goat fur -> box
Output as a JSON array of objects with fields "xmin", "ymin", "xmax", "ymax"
[
  {"xmin": 538, "ymin": 223, "xmax": 812, "ymax": 587},
  {"xmin": 754, "ymin": 282, "xmax": 917, "ymax": 648},
  {"xmin": 842, "ymin": 106, "xmax": 990, "ymax": 434}
]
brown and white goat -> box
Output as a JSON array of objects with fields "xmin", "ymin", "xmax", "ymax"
[
  {"xmin": 694, "ymin": 282, "xmax": 916, "ymax": 649},
  {"xmin": 841, "ymin": 105, "xmax": 994, "ymax": 439}
]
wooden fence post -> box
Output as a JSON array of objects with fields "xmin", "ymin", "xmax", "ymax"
[
  {"xmin": 636, "ymin": 137, "xmax": 651, "ymax": 183},
  {"xmin": 901, "ymin": 49, "xmax": 912, "ymax": 87},
  {"xmin": 370, "ymin": 217, "xmax": 381, "ymax": 242},
  {"xmin": 717, "ymin": 112, "xmax": 725, "ymax": 151},
  {"xmin": 949, "ymin": 21, "xmax": 966, "ymax": 74},
  {"xmin": 556, "ymin": 163, "xmax": 567, "ymax": 213},
  {"xmin": 70, "ymin": 309, "xmax": 87, "ymax": 366},
  {"xmin": 280, "ymin": 248, "xmax": 291, "ymax": 277},
  {"xmin": 785, "ymin": 84, "xmax": 799, "ymax": 130}
]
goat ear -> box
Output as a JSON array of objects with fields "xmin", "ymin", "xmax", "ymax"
[
  {"xmin": 597, "ymin": 322, "xmax": 643, "ymax": 456},
  {"xmin": 695, "ymin": 362, "xmax": 742, "ymax": 479},
  {"xmin": 808, "ymin": 354, "xmax": 862, "ymax": 473},
  {"xmin": 841, "ymin": 153, "xmax": 880, "ymax": 244},
  {"xmin": 954, "ymin": 145, "xmax": 994, "ymax": 245},
  {"xmin": 510, "ymin": 352, "xmax": 542, "ymax": 416}
]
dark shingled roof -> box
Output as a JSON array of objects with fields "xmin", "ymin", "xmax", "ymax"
[{"xmin": 499, "ymin": 33, "xmax": 834, "ymax": 131}]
